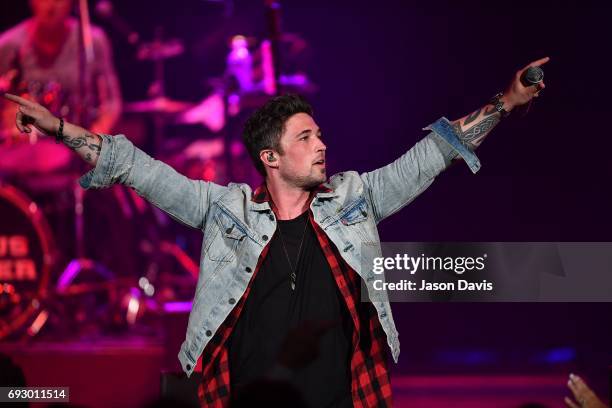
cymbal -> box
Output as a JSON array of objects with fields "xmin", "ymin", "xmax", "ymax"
[
  {"xmin": 137, "ymin": 38, "xmax": 184, "ymax": 61},
  {"xmin": 124, "ymin": 97, "xmax": 195, "ymax": 114},
  {"xmin": 175, "ymin": 92, "xmax": 226, "ymax": 132}
]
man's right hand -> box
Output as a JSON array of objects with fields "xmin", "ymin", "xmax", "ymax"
[
  {"xmin": 3, "ymin": 93, "xmax": 60, "ymax": 136},
  {"xmin": 4, "ymin": 93, "xmax": 103, "ymax": 166}
]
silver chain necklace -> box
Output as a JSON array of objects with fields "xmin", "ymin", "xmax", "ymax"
[{"xmin": 277, "ymin": 213, "xmax": 309, "ymax": 291}]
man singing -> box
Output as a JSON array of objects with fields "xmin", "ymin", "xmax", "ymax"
[{"xmin": 4, "ymin": 56, "xmax": 547, "ymax": 407}]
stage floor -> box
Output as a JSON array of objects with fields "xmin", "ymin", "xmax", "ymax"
[{"xmin": 0, "ymin": 338, "xmax": 576, "ymax": 408}]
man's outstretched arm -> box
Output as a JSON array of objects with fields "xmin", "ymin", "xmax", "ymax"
[
  {"xmin": 361, "ymin": 57, "xmax": 549, "ymax": 224},
  {"xmin": 3, "ymin": 92, "xmax": 223, "ymax": 230},
  {"xmin": 4, "ymin": 93, "xmax": 102, "ymax": 165},
  {"xmin": 450, "ymin": 56, "xmax": 549, "ymax": 150}
]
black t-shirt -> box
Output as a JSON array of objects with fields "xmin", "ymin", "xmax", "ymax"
[{"xmin": 228, "ymin": 210, "xmax": 353, "ymax": 407}]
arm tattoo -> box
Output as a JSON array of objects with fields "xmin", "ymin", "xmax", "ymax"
[
  {"xmin": 88, "ymin": 140, "xmax": 101, "ymax": 154},
  {"xmin": 461, "ymin": 115, "xmax": 500, "ymax": 146},
  {"xmin": 483, "ymin": 105, "xmax": 497, "ymax": 116},
  {"xmin": 63, "ymin": 132, "xmax": 102, "ymax": 163},
  {"xmin": 463, "ymin": 109, "xmax": 482, "ymax": 126},
  {"xmin": 63, "ymin": 136, "xmax": 88, "ymax": 150},
  {"xmin": 453, "ymin": 110, "xmax": 501, "ymax": 149}
]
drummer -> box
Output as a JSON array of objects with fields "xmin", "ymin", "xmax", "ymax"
[{"xmin": 0, "ymin": 0, "xmax": 122, "ymax": 137}]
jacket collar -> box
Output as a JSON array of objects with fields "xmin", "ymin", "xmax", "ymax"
[
  {"xmin": 250, "ymin": 181, "xmax": 336, "ymax": 214},
  {"xmin": 251, "ymin": 182, "xmax": 334, "ymax": 204}
]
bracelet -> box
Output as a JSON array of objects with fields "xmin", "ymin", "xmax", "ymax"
[
  {"xmin": 55, "ymin": 117, "xmax": 64, "ymax": 144},
  {"xmin": 489, "ymin": 92, "xmax": 510, "ymax": 119}
]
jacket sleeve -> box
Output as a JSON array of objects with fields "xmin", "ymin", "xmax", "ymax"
[
  {"xmin": 79, "ymin": 134, "xmax": 227, "ymax": 230},
  {"xmin": 360, "ymin": 117, "xmax": 481, "ymax": 224}
]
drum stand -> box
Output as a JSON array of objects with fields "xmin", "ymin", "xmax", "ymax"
[
  {"xmin": 56, "ymin": 181, "xmax": 115, "ymax": 295},
  {"xmin": 56, "ymin": 0, "xmax": 115, "ymax": 296}
]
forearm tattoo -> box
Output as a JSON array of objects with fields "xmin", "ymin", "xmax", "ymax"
[
  {"xmin": 463, "ymin": 109, "xmax": 482, "ymax": 126},
  {"xmin": 453, "ymin": 106, "xmax": 501, "ymax": 149},
  {"xmin": 63, "ymin": 132, "xmax": 102, "ymax": 163}
]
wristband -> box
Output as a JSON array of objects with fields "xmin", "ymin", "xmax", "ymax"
[
  {"xmin": 489, "ymin": 93, "xmax": 510, "ymax": 119},
  {"xmin": 55, "ymin": 118, "xmax": 64, "ymax": 143}
]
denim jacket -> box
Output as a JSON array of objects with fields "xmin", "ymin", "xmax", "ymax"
[{"xmin": 79, "ymin": 117, "xmax": 480, "ymax": 377}]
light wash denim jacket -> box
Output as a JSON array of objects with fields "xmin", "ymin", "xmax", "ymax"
[{"xmin": 79, "ymin": 117, "xmax": 480, "ymax": 377}]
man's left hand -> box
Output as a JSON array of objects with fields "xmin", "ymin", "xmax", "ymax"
[{"xmin": 502, "ymin": 56, "xmax": 550, "ymax": 110}]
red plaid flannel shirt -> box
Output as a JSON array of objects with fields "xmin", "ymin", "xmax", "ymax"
[{"xmin": 197, "ymin": 183, "xmax": 393, "ymax": 407}]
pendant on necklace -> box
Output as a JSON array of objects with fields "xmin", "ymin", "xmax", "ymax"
[{"xmin": 290, "ymin": 272, "xmax": 296, "ymax": 290}]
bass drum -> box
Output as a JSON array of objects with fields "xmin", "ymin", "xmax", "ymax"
[{"xmin": 0, "ymin": 183, "xmax": 56, "ymax": 340}]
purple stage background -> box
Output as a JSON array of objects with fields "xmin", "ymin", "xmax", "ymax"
[{"xmin": 1, "ymin": 0, "xmax": 611, "ymax": 406}]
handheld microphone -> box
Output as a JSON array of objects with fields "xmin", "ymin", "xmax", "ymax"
[
  {"xmin": 520, "ymin": 66, "xmax": 544, "ymax": 87},
  {"xmin": 516, "ymin": 66, "xmax": 545, "ymax": 117}
]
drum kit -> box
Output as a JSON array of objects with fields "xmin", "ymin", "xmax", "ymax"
[{"xmin": 0, "ymin": 1, "xmax": 315, "ymax": 341}]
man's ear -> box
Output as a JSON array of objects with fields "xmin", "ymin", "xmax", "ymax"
[{"xmin": 260, "ymin": 149, "xmax": 279, "ymax": 169}]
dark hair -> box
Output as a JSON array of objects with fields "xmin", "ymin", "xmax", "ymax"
[{"xmin": 242, "ymin": 94, "xmax": 313, "ymax": 176}]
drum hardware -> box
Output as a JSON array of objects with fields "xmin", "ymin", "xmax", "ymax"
[
  {"xmin": 175, "ymin": 92, "xmax": 226, "ymax": 133},
  {"xmin": 124, "ymin": 97, "xmax": 194, "ymax": 115},
  {"xmin": 52, "ymin": 179, "xmax": 119, "ymax": 319},
  {"xmin": 0, "ymin": 184, "xmax": 56, "ymax": 340},
  {"xmin": 0, "ymin": 1, "xmax": 323, "ymax": 341},
  {"xmin": 134, "ymin": 27, "xmax": 187, "ymax": 155}
]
